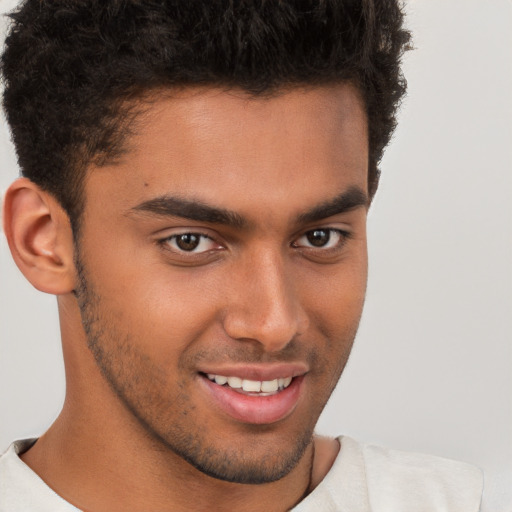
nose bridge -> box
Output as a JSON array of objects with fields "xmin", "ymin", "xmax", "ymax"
[{"xmin": 223, "ymin": 246, "xmax": 308, "ymax": 351}]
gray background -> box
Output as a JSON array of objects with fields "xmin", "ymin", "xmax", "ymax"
[{"xmin": 1, "ymin": 1, "xmax": 511, "ymax": 510}]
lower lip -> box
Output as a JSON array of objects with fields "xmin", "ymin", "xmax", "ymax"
[{"xmin": 200, "ymin": 375, "xmax": 304, "ymax": 425}]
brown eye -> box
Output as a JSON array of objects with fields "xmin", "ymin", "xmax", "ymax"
[
  {"xmin": 306, "ymin": 229, "xmax": 331, "ymax": 247},
  {"xmin": 176, "ymin": 233, "xmax": 201, "ymax": 251},
  {"xmin": 163, "ymin": 233, "xmax": 217, "ymax": 253},
  {"xmin": 293, "ymin": 228, "xmax": 347, "ymax": 250}
]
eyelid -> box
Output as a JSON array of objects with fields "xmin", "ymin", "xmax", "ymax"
[
  {"xmin": 157, "ymin": 229, "xmax": 225, "ymax": 256},
  {"xmin": 292, "ymin": 227, "xmax": 352, "ymax": 253},
  {"xmin": 155, "ymin": 226, "xmax": 218, "ymax": 242},
  {"xmin": 294, "ymin": 226, "xmax": 350, "ymax": 242},
  {"xmin": 155, "ymin": 224, "xmax": 352, "ymax": 263},
  {"xmin": 171, "ymin": 233, "xmax": 214, "ymax": 251}
]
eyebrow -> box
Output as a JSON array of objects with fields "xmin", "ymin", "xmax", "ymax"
[
  {"xmin": 297, "ymin": 186, "xmax": 369, "ymax": 224},
  {"xmin": 130, "ymin": 185, "xmax": 368, "ymax": 228},
  {"xmin": 131, "ymin": 195, "xmax": 248, "ymax": 229}
]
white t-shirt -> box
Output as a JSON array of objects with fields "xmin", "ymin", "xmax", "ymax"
[{"xmin": 0, "ymin": 436, "xmax": 483, "ymax": 511}]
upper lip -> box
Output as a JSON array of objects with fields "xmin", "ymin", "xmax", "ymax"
[{"xmin": 197, "ymin": 363, "xmax": 308, "ymax": 381}]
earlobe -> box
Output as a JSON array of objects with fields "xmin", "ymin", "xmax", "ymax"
[{"xmin": 3, "ymin": 178, "xmax": 76, "ymax": 295}]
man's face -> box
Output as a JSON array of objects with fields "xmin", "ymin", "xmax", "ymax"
[{"xmin": 75, "ymin": 85, "xmax": 369, "ymax": 484}]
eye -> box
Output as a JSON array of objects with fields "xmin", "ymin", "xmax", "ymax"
[
  {"xmin": 163, "ymin": 233, "xmax": 218, "ymax": 253},
  {"xmin": 293, "ymin": 228, "xmax": 348, "ymax": 250}
]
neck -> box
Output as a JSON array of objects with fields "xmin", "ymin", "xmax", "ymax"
[
  {"xmin": 22, "ymin": 407, "xmax": 317, "ymax": 512},
  {"xmin": 20, "ymin": 299, "xmax": 337, "ymax": 511}
]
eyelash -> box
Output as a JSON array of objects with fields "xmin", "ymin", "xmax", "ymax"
[
  {"xmin": 159, "ymin": 232, "xmax": 220, "ymax": 254},
  {"xmin": 292, "ymin": 228, "xmax": 351, "ymax": 251},
  {"xmin": 157, "ymin": 228, "xmax": 351, "ymax": 260}
]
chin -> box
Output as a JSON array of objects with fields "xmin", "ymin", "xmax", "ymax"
[{"xmin": 156, "ymin": 422, "xmax": 314, "ymax": 485}]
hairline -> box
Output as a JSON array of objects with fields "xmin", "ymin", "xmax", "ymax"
[{"xmin": 70, "ymin": 79, "xmax": 371, "ymax": 237}]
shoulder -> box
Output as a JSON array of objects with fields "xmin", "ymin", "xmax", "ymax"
[
  {"xmin": 0, "ymin": 439, "xmax": 80, "ymax": 512},
  {"xmin": 341, "ymin": 436, "xmax": 483, "ymax": 512}
]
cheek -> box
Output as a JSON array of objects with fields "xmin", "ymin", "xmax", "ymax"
[
  {"xmin": 99, "ymin": 263, "xmax": 228, "ymax": 366},
  {"xmin": 300, "ymin": 253, "xmax": 367, "ymax": 368},
  {"xmin": 302, "ymin": 254, "xmax": 367, "ymax": 325}
]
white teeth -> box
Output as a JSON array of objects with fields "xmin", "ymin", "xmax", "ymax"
[
  {"xmin": 261, "ymin": 379, "xmax": 279, "ymax": 392},
  {"xmin": 226, "ymin": 376, "xmax": 243, "ymax": 389},
  {"xmin": 276, "ymin": 376, "xmax": 292, "ymax": 389},
  {"xmin": 206, "ymin": 373, "xmax": 294, "ymax": 393},
  {"xmin": 242, "ymin": 379, "xmax": 261, "ymax": 392}
]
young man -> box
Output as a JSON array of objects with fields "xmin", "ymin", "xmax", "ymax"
[{"xmin": 0, "ymin": 1, "xmax": 483, "ymax": 511}]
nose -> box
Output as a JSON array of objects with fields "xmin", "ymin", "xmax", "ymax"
[{"xmin": 222, "ymin": 249, "xmax": 309, "ymax": 352}]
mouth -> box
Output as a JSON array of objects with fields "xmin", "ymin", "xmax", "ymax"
[
  {"xmin": 198, "ymin": 368, "xmax": 305, "ymax": 425},
  {"xmin": 203, "ymin": 373, "xmax": 293, "ymax": 396}
]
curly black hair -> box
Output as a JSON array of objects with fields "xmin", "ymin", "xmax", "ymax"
[{"xmin": 1, "ymin": 0, "xmax": 411, "ymax": 231}]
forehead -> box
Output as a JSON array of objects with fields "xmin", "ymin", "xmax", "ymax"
[{"xmin": 84, "ymin": 84, "xmax": 368, "ymax": 220}]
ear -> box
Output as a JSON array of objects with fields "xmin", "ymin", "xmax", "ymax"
[{"xmin": 2, "ymin": 178, "xmax": 76, "ymax": 294}]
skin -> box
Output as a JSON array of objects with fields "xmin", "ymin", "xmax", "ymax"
[{"xmin": 3, "ymin": 84, "xmax": 369, "ymax": 511}]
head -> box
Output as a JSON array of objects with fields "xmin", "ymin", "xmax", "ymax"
[
  {"xmin": 1, "ymin": 0, "xmax": 410, "ymax": 486},
  {"xmin": 2, "ymin": 0, "xmax": 410, "ymax": 233}
]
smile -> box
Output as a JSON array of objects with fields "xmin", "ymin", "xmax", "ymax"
[
  {"xmin": 200, "ymin": 370, "xmax": 305, "ymax": 425},
  {"xmin": 205, "ymin": 373, "xmax": 293, "ymax": 396}
]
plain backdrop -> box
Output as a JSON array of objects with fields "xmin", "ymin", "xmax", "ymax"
[{"xmin": 1, "ymin": 1, "xmax": 511, "ymax": 510}]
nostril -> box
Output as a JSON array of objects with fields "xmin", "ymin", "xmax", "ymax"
[{"xmin": 221, "ymin": 263, "xmax": 308, "ymax": 350}]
